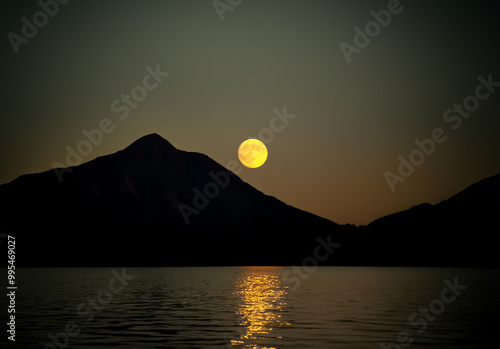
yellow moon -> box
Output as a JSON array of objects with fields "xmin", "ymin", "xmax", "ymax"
[{"xmin": 238, "ymin": 139, "xmax": 268, "ymax": 168}]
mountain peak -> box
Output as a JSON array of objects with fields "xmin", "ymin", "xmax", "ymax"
[{"xmin": 126, "ymin": 133, "xmax": 176, "ymax": 152}]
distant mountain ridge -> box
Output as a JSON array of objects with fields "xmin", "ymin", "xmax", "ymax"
[
  {"xmin": 356, "ymin": 172, "xmax": 500, "ymax": 267},
  {"xmin": 0, "ymin": 134, "xmax": 498, "ymax": 267}
]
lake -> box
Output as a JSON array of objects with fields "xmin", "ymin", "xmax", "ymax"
[{"xmin": 5, "ymin": 267, "xmax": 499, "ymax": 348}]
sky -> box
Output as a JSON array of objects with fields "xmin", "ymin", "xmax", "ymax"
[{"xmin": 1, "ymin": 0, "xmax": 500, "ymax": 225}]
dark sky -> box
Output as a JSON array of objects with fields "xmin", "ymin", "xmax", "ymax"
[{"xmin": 1, "ymin": 0, "xmax": 499, "ymax": 225}]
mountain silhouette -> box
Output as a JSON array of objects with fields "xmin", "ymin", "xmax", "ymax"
[
  {"xmin": 0, "ymin": 134, "xmax": 498, "ymax": 267},
  {"xmin": 356, "ymin": 172, "xmax": 500, "ymax": 267},
  {"xmin": 0, "ymin": 134, "xmax": 340, "ymax": 266}
]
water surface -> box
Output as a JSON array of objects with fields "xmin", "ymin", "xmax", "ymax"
[{"xmin": 6, "ymin": 267, "xmax": 499, "ymax": 348}]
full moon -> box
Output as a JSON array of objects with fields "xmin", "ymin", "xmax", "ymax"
[{"xmin": 238, "ymin": 139, "xmax": 268, "ymax": 168}]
